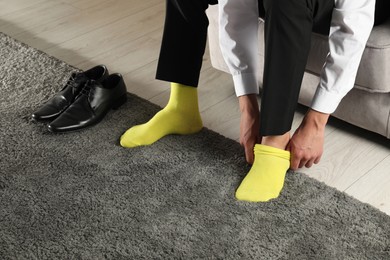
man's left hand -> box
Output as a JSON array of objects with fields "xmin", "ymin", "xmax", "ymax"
[{"xmin": 287, "ymin": 109, "xmax": 329, "ymax": 170}]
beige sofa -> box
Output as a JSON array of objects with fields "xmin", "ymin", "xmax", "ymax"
[{"xmin": 206, "ymin": 6, "xmax": 390, "ymax": 138}]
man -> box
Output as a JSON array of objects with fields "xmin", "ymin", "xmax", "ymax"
[
  {"xmin": 120, "ymin": 0, "xmax": 385, "ymax": 202},
  {"xmin": 219, "ymin": 0, "xmax": 381, "ymax": 202}
]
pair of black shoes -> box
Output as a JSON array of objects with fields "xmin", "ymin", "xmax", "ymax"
[{"xmin": 32, "ymin": 65, "xmax": 127, "ymax": 133}]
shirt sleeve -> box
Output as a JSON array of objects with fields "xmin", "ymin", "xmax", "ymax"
[
  {"xmin": 218, "ymin": 0, "xmax": 260, "ymax": 97},
  {"xmin": 311, "ymin": 0, "xmax": 375, "ymax": 114}
]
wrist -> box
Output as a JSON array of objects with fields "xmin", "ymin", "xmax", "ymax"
[
  {"xmin": 304, "ymin": 109, "xmax": 329, "ymax": 130},
  {"xmin": 238, "ymin": 94, "xmax": 259, "ymax": 113}
]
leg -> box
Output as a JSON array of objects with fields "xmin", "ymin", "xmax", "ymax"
[
  {"xmin": 121, "ymin": 0, "xmax": 216, "ymax": 148},
  {"xmin": 260, "ymin": 0, "xmax": 334, "ymax": 136},
  {"xmin": 156, "ymin": 0, "xmax": 215, "ymax": 87},
  {"xmin": 374, "ymin": 0, "xmax": 390, "ymax": 26},
  {"xmin": 236, "ymin": 0, "xmax": 334, "ymax": 202}
]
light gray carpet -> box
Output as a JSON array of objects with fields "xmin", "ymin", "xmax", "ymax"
[{"xmin": 1, "ymin": 32, "xmax": 390, "ymax": 260}]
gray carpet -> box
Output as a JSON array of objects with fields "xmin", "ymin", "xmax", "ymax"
[{"xmin": 1, "ymin": 32, "xmax": 390, "ymax": 260}]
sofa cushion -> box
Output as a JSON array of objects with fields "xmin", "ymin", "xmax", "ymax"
[{"xmin": 306, "ymin": 18, "xmax": 390, "ymax": 93}]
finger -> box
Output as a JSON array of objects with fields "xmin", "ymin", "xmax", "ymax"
[
  {"xmin": 314, "ymin": 155, "xmax": 322, "ymax": 164},
  {"xmin": 245, "ymin": 146, "xmax": 254, "ymax": 165},
  {"xmin": 286, "ymin": 141, "xmax": 291, "ymax": 151},
  {"xmin": 298, "ymin": 160, "xmax": 307, "ymax": 169},
  {"xmin": 290, "ymin": 155, "xmax": 300, "ymax": 170},
  {"xmin": 305, "ymin": 159, "xmax": 315, "ymax": 168}
]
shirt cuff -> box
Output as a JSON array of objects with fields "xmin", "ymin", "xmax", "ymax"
[
  {"xmin": 310, "ymin": 87, "xmax": 344, "ymax": 114},
  {"xmin": 232, "ymin": 73, "xmax": 259, "ymax": 97}
]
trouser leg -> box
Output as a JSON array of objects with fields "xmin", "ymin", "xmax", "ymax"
[
  {"xmin": 156, "ymin": 0, "xmax": 217, "ymax": 87},
  {"xmin": 374, "ymin": 0, "xmax": 390, "ymax": 25},
  {"xmin": 258, "ymin": 0, "xmax": 334, "ymax": 136}
]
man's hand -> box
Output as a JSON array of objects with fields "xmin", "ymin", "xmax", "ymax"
[
  {"xmin": 287, "ymin": 109, "xmax": 329, "ymax": 170},
  {"xmin": 239, "ymin": 94, "xmax": 261, "ymax": 164}
]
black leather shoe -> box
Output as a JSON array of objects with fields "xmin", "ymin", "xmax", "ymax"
[
  {"xmin": 47, "ymin": 73, "xmax": 127, "ymax": 133},
  {"xmin": 32, "ymin": 65, "xmax": 109, "ymax": 121}
]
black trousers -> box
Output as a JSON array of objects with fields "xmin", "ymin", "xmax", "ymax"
[
  {"xmin": 156, "ymin": 0, "xmax": 389, "ymax": 136},
  {"xmin": 259, "ymin": 0, "xmax": 334, "ymax": 135},
  {"xmin": 156, "ymin": 0, "xmax": 217, "ymax": 87}
]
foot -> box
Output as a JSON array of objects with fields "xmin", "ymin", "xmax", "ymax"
[
  {"xmin": 120, "ymin": 106, "xmax": 202, "ymax": 147},
  {"xmin": 120, "ymin": 83, "xmax": 202, "ymax": 148},
  {"xmin": 235, "ymin": 144, "xmax": 290, "ymax": 202}
]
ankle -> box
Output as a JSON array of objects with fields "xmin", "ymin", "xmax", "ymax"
[
  {"xmin": 261, "ymin": 132, "xmax": 290, "ymax": 150},
  {"xmin": 167, "ymin": 83, "xmax": 200, "ymax": 113}
]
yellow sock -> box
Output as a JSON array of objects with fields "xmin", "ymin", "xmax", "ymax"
[
  {"xmin": 235, "ymin": 144, "xmax": 290, "ymax": 202},
  {"xmin": 120, "ymin": 83, "xmax": 203, "ymax": 148}
]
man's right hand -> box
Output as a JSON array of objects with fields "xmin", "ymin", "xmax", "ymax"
[{"xmin": 239, "ymin": 94, "xmax": 261, "ymax": 164}]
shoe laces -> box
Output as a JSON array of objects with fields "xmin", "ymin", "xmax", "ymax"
[
  {"xmin": 79, "ymin": 79, "xmax": 96, "ymax": 96},
  {"xmin": 64, "ymin": 73, "xmax": 88, "ymax": 90}
]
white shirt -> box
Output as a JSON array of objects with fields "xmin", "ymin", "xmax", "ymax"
[{"xmin": 218, "ymin": 0, "xmax": 376, "ymax": 114}]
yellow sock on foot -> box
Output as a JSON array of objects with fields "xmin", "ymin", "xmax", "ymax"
[
  {"xmin": 235, "ymin": 144, "xmax": 290, "ymax": 202},
  {"xmin": 120, "ymin": 83, "xmax": 203, "ymax": 148}
]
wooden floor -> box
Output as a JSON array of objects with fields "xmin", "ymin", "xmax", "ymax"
[{"xmin": 1, "ymin": 0, "xmax": 389, "ymax": 215}]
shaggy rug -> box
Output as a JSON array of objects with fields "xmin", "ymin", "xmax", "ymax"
[{"xmin": 1, "ymin": 32, "xmax": 390, "ymax": 260}]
